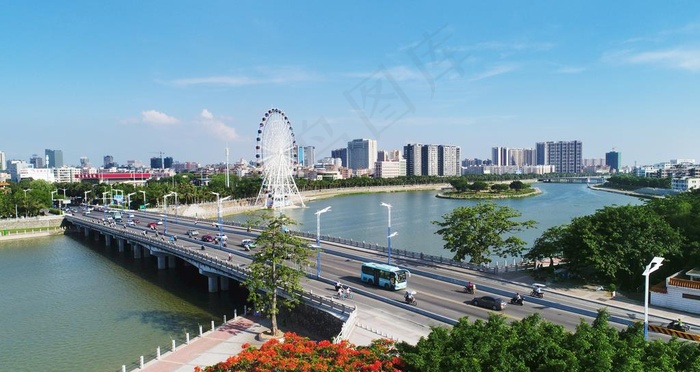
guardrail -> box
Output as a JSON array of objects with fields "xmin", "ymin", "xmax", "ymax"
[{"xmin": 221, "ymin": 220, "xmax": 533, "ymax": 275}]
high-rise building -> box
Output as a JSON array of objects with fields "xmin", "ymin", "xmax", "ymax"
[
  {"xmin": 103, "ymin": 155, "xmax": 115, "ymax": 168},
  {"xmin": 377, "ymin": 150, "xmax": 389, "ymax": 162},
  {"xmin": 331, "ymin": 148, "xmax": 348, "ymax": 167},
  {"xmin": 150, "ymin": 157, "xmax": 163, "ymax": 169},
  {"xmin": 420, "ymin": 145, "xmax": 439, "ymax": 176},
  {"xmin": 0, "ymin": 151, "xmax": 5, "ymax": 171},
  {"xmin": 347, "ymin": 139, "xmax": 377, "ymax": 170},
  {"xmin": 80, "ymin": 157, "xmax": 90, "ymax": 168},
  {"xmin": 45, "ymin": 149, "xmax": 64, "ymax": 168},
  {"xmin": 403, "ymin": 144, "xmax": 423, "ymax": 176},
  {"xmin": 438, "ymin": 145, "xmax": 461, "ymax": 176},
  {"xmin": 29, "ymin": 154, "xmax": 45, "ymax": 168},
  {"xmin": 605, "ymin": 151, "xmax": 622, "ymax": 172},
  {"xmin": 164, "ymin": 157, "xmax": 173, "ymax": 169},
  {"xmin": 538, "ymin": 140, "xmax": 583, "ymax": 173},
  {"xmin": 303, "ymin": 146, "xmax": 315, "ymax": 168},
  {"xmin": 535, "ymin": 142, "xmax": 548, "ymax": 166},
  {"xmin": 492, "ymin": 147, "xmax": 509, "ymax": 166}
]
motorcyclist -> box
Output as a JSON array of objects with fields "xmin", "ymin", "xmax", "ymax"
[
  {"xmin": 534, "ymin": 286, "xmax": 543, "ymax": 297},
  {"xmin": 466, "ymin": 281, "xmax": 474, "ymax": 293},
  {"xmin": 405, "ymin": 290, "xmax": 415, "ymax": 303},
  {"xmin": 515, "ymin": 292, "xmax": 522, "ymax": 302}
]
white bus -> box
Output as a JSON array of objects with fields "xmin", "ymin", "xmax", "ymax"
[{"xmin": 360, "ymin": 262, "xmax": 410, "ymax": 291}]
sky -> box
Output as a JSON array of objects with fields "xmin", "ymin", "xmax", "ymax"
[{"xmin": 2, "ymin": 1, "xmax": 700, "ymax": 168}]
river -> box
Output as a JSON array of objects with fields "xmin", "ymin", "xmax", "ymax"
[{"xmin": 0, "ymin": 183, "xmax": 643, "ymax": 371}]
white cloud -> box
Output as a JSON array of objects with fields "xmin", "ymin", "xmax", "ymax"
[
  {"xmin": 468, "ymin": 64, "xmax": 517, "ymax": 82},
  {"xmin": 556, "ymin": 66, "xmax": 587, "ymax": 74},
  {"xmin": 345, "ymin": 65, "xmax": 424, "ymax": 81},
  {"xmin": 171, "ymin": 68, "xmax": 321, "ymax": 87},
  {"xmin": 141, "ymin": 110, "xmax": 179, "ymax": 125},
  {"xmin": 198, "ymin": 109, "xmax": 238, "ymax": 141},
  {"xmin": 604, "ymin": 47, "xmax": 700, "ymax": 71}
]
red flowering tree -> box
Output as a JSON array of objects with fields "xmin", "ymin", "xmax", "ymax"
[{"xmin": 197, "ymin": 332, "xmax": 404, "ymax": 372}]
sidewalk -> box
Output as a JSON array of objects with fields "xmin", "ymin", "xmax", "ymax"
[{"xmin": 496, "ymin": 270, "xmax": 700, "ymax": 328}]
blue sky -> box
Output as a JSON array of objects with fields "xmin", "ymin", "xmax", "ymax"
[{"xmin": 2, "ymin": 1, "xmax": 700, "ymax": 167}]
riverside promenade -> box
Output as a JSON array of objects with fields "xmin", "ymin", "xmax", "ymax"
[{"xmin": 132, "ymin": 268, "xmax": 700, "ymax": 372}]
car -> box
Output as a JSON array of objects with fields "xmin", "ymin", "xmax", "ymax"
[
  {"xmin": 147, "ymin": 222, "xmax": 158, "ymax": 229},
  {"xmin": 187, "ymin": 229, "xmax": 199, "ymax": 237},
  {"xmin": 128, "ymin": 213, "xmax": 134, "ymax": 218},
  {"xmin": 201, "ymin": 235, "xmax": 215, "ymax": 242},
  {"xmin": 157, "ymin": 220, "xmax": 163, "ymax": 225},
  {"xmin": 471, "ymin": 296, "xmax": 506, "ymax": 311},
  {"xmin": 241, "ymin": 239, "xmax": 256, "ymax": 250},
  {"xmin": 216, "ymin": 233, "xmax": 228, "ymax": 241},
  {"xmin": 128, "ymin": 220, "xmax": 135, "ymax": 226}
]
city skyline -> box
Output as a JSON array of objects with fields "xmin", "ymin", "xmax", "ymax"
[{"xmin": 2, "ymin": 2, "xmax": 700, "ymax": 166}]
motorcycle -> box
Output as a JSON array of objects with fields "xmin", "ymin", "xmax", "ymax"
[
  {"xmin": 404, "ymin": 290, "xmax": 417, "ymax": 305},
  {"xmin": 667, "ymin": 320, "xmax": 691, "ymax": 332},
  {"xmin": 530, "ymin": 290, "xmax": 543, "ymax": 298},
  {"xmin": 465, "ymin": 284, "xmax": 476, "ymax": 294},
  {"xmin": 510, "ymin": 296, "xmax": 524, "ymax": 305}
]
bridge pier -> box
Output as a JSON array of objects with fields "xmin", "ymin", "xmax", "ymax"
[
  {"xmin": 133, "ymin": 244, "xmax": 142, "ymax": 259},
  {"xmin": 118, "ymin": 239, "xmax": 125, "ymax": 253},
  {"xmin": 220, "ymin": 276, "xmax": 230, "ymax": 291},
  {"xmin": 201, "ymin": 273, "xmax": 220, "ymax": 293},
  {"xmin": 83, "ymin": 227, "xmax": 90, "ymax": 238},
  {"xmin": 157, "ymin": 255, "xmax": 167, "ymax": 270},
  {"xmin": 168, "ymin": 256, "xmax": 176, "ymax": 268},
  {"xmin": 105, "ymin": 235, "xmax": 112, "ymax": 248},
  {"xmin": 94, "ymin": 231, "xmax": 100, "ymax": 242},
  {"xmin": 142, "ymin": 247, "xmax": 151, "ymax": 258}
]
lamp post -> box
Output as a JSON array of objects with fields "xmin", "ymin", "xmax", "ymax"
[
  {"xmin": 164, "ymin": 193, "xmax": 174, "ymax": 234},
  {"xmin": 211, "ymin": 192, "xmax": 230, "ymax": 249},
  {"xmin": 23, "ymin": 189, "xmax": 31, "ymax": 217},
  {"xmin": 126, "ymin": 193, "xmax": 136, "ymax": 210},
  {"xmin": 83, "ymin": 191, "xmax": 90, "ymax": 212},
  {"xmin": 643, "ymin": 256, "xmax": 664, "ymax": 341},
  {"xmin": 139, "ymin": 190, "xmax": 147, "ymax": 210},
  {"xmin": 380, "ymin": 202, "xmax": 394, "ymax": 265},
  {"xmin": 59, "ymin": 188, "xmax": 67, "ymax": 198},
  {"xmin": 102, "ymin": 192, "xmax": 110, "ymax": 220},
  {"xmin": 169, "ymin": 191, "xmax": 178, "ymax": 222},
  {"xmin": 314, "ymin": 206, "xmax": 331, "ymax": 278},
  {"xmin": 51, "ymin": 190, "xmax": 57, "ymax": 209}
]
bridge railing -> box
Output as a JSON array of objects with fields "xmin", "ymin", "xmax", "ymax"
[
  {"xmin": 221, "ymin": 220, "xmax": 532, "ymax": 275},
  {"xmin": 67, "ymin": 216, "xmax": 355, "ymax": 317}
]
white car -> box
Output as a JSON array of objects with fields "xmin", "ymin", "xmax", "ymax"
[{"xmin": 216, "ymin": 233, "xmax": 228, "ymax": 241}]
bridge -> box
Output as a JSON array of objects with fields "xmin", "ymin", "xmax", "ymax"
[{"xmin": 63, "ymin": 210, "xmax": 696, "ymax": 345}]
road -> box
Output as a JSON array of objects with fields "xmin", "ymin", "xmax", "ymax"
[{"xmin": 75, "ymin": 207, "xmax": 684, "ymax": 342}]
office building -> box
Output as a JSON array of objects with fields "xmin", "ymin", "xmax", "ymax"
[
  {"xmin": 80, "ymin": 157, "xmax": 90, "ymax": 168},
  {"xmin": 492, "ymin": 147, "xmax": 509, "ymax": 166},
  {"xmin": 605, "ymin": 151, "xmax": 622, "ymax": 172},
  {"xmin": 347, "ymin": 139, "xmax": 377, "ymax": 171},
  {"xmin": 29, "ymin": 154, "xmax": 45, "ymax": 169},
  {"xmin": 375, "ymin": 159, "xmax": 407, "ymax": 178},
  {"xmin": 331, "ymin": 148, "xmax": 348, "ymax": 167},
  {"xmin": 0, "ymin": 151, "xmax": 5, "ymax": 171},
  {"xmin": 104, "ymin": 155, "xmax": 115, "ymax": 168},
  {"xmin": 45, "ymin": 149, "xmax": 64, "ymax": 168}
]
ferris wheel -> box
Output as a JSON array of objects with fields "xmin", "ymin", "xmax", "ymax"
[{"xmin": 255, "ymin": 108, "xmax": 305, "ymax": 209}]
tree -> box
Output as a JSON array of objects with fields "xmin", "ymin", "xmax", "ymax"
[
  {"xmin": 199, "ymin": 333, "xmax": 401, "ymax": 372},
  {"xmin": 469, "ymin": 181, "xmax": 489, "ymax": 192},
  {"xmin": 509, "ymin": 180, "xmax": 526, "ymax": 190},
  {"xmin": 432, "ymin": 202, "xmax": 536, "ymax": 264},
  {"xmin": 525, "ymin": 225, "xmax": 568, "ymax": 267},
  {"xmin": 243, "ymin": 213, "xmax": 314, "ymax": 337},
  {"xmin": 561, "ymin": 205, "xmax": 683, "ymax": 288},
  {"xmin": 491, "ymin": 183, "xmax": 510, "ymax": 192}
]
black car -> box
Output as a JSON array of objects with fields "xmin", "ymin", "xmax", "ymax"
[{"xmin": 471, "ymin": 296, "xmax": 506, "ymax": 311}]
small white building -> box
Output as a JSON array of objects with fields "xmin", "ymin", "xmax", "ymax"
[
  {"xmin": 650, "ymin": 268, "xmax": 700, "ymax": 315},
  {"xmin": 671, "ymin": 177, "xmax": 700, "ymax": 192}
]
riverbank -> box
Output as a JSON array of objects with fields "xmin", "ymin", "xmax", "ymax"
[
  {"xmin": 587, "ymin": 185, "xmax": 665, "ymax": 199},
  {"xmin": 300, "ymin": 184, "xmax": 450, "ymax": 202}
]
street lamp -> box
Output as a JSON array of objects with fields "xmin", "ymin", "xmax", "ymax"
[
  {"xmin": 643, "ymin": 256, "xmax": 664, "ymax": 341},
  {"xmin": 23, "ymin": 189, "xmax": 32, "ymax": 217},
  {"xmin": 59, "ymin": 188, "xmax": 67, "ymax": 198},
  {"xmin": 51, "ymin": 190, "xmax": 57, "ymax": 208},
  {"xmin": 126, "ymin": 193, "xmax": 136, "ymax": 210},
  {"xmin": 314, "ymin": 206, "xmax": 332, "ymax": 278},
  {"xmin": 102, "ymin": 192, "xmax": 110, "ymax": 220},
  {"xmin": 83, "ymin": 191, "xmax": 91, "ymax": 211},
  {"xmin": 381, "ymin": 202, "xmax": 394, "ymax": 265},
  {"xmin": 164, "ymin": 193, "xmax": 175, "ymax": 234},
  {"xmin": 139, "ymin": 190, "xmax": 147, "ymax": 210},
  {"xmin": 211, "ymin": 192, "xmax": 231, "ymax": 249},
  {"xmin": 169, "ymin": 191, "xmax": 179, "ymax": 222}
]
